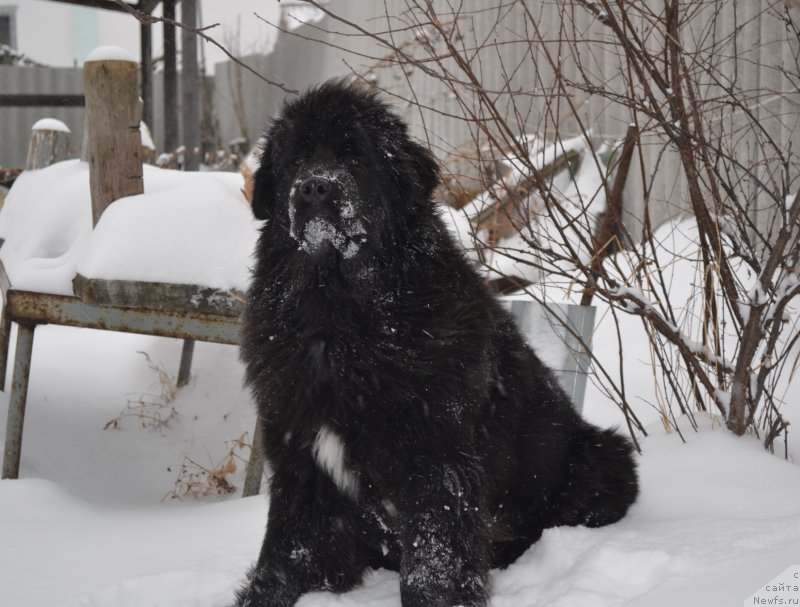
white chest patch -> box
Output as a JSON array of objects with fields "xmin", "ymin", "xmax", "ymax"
[{"xmin": 312, "ymin": 425, "xmax": 359, "ymax": 498}]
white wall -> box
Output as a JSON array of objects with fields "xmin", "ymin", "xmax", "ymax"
[
  {"xmin": 15, "ymin": 0, "xmax": 137, "ymax": 66},
  {"xmin": 13, "ymin": 0, "xmax": 280, "ymax": 73},
  {"xmin": 199, "ymin": 0, "xmax": 279, "ymax": 65}
]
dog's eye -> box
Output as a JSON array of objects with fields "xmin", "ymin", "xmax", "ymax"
[
  {"xmin": 292, "ymin": 157, "xmax": 303, "ymax": 167},
  {"xmin": 348, "ymin": 158, "xmax": 361, "ymax": 168}
]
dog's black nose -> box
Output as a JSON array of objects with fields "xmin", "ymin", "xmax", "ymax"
[{"xmin": 299, "ymin": 176, "xmax": 335, "ymax": 205}]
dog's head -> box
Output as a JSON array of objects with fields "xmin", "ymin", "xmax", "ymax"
[{"xmin": 251, "ymin": 80, "xmax": 439, "ymax": 261}]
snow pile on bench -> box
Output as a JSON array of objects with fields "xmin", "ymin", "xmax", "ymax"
[{"xmin": 0, "ymin": 160, "xmax": 260, "ymax": 295}]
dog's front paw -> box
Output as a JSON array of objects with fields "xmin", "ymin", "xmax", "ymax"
[
  {"xmin": 400, "ymin": 554, "xmax": 488, "ymax": 607},
  {"xmin": 233, "ymin": 567, "xmax": 300, "ymax": 607}
]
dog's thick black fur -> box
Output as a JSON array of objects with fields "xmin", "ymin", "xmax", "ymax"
[{"xmin": 236, "ymin": 81, "xmax": 638, "ymax": 607}]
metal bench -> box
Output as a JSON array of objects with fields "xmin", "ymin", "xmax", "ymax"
[{"xmin": 0, "ymin": 265, "xmax": 265, "ymax": 497}]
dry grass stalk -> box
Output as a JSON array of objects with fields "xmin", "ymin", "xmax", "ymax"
[
  {"xmin": 163, "ymin": 432, "xmax": 251, "ymax": 501},
  {"xmin": 103, "ymin": 351, "xmax": 179, "ymax": 431}
]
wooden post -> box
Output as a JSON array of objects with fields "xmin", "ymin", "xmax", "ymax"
[
  {"xmin": 82, "ymin": 47, "xmax": 144, "ymax": 227},
  {"xmin": 140, "ymin": 21, "xmax": 154, "ymax": 132},
  {"xmin": 25, "ymin": 119, "xmax": 71, "ymax": 170},
  {"xmin": 181, "ymin": 0, "xmax": 200, "ymax": 171},
  {"xmin": 163, "ymin": 0, "xmax": 179, "ymax": 154}
]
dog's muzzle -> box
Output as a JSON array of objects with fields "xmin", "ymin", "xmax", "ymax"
[{"xmin": 288, "ymin": 171, "xmax": 366, "ymax": 259}]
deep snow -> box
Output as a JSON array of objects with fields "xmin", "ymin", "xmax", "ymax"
[
  {"xmin": 0, "ymin": 160, "xmax": 259, "ymax": 294},
  {"xmin": 1, "ymin": 161, "xmax": 799, "ymax": 606},
  {"xmin": 0, "ymin": 323, "xmax": 798, "ymax": 607}
]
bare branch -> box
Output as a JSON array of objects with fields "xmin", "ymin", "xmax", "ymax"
[{"xmin": 110, "ymin": 0, "xmax": 298, "ymax": 95}]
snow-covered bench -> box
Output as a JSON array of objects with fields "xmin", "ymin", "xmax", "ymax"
[{"xmin": 0, "ymin": 159, "xmax": 261, "ymax": 492}]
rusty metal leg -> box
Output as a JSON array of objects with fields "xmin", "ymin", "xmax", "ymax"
[
  {"xmin": 2, "ymin": 324, "xmax": 35, "ymax": 479},
  {"xmin": 242, "ymin": 420, "xmax": 264, "ymax": 497},
  {"xmin": 0, "ymin": 309, "xmax": 11, "ymax": 392},
  {"xmin": 177, "ymin": 339, "xmax": 194, "ymax": 387}
]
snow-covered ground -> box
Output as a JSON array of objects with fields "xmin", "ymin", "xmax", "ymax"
[
  {"xmin": 1, "ymin": 324, "xmax": 799, "ymax": 607},
  {"xmin": 1, "ymin": 161, "xmax": 799, "ymax": 606}
]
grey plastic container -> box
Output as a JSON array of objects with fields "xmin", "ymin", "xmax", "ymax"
[{"xmin": 501, "ymin": 298, "xmax": 596, "ymax": 414}]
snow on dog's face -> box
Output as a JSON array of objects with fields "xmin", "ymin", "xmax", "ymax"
[
  {"xmin": 286, "ymin": 155, "xmax": 367, "ymax": 259},
  {"xmin": 250, "ymin": 81, "xmax": 440, "ymax": 262}
]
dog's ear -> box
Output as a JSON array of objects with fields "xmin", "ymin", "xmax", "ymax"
[
  {"xmin": 251, "ymin": 141, "xmax": 274, "ymax": 221},
  {"xmin": 402, "ymin": 138, "xmax": 440, "ymax": 200}
]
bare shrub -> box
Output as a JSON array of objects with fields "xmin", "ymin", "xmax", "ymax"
[{"xmin": 291, "ymin": 0, "xmax": 799, "ymax": 452}]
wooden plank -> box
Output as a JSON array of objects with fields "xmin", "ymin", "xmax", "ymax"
[{"xmin": 0, "ymin": 94, "xmax": 85, "ymax": 107}]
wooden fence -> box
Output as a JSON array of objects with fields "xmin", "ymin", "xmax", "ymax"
[{"xmin": 3, "ymin": 1, "xmax": 796, "ymax": 235}]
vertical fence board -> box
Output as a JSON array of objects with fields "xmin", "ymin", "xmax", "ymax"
[{"xmin": 0, "ymin": 66, "xmax": 84, "ymax": 167}]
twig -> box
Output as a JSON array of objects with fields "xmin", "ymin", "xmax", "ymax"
[{"xmin": 110, "ymin": 0, "xmax": 298, "ymax": 94}]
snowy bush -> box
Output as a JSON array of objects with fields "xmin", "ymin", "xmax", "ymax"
[{"xmin": 303, "ymin": 0, "xmax": 800, "ymax": 452}]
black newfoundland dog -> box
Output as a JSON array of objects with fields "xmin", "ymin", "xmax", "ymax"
[{"xmin": 236, "ymin": 80, "xmax": 638, "ymax": 607}]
